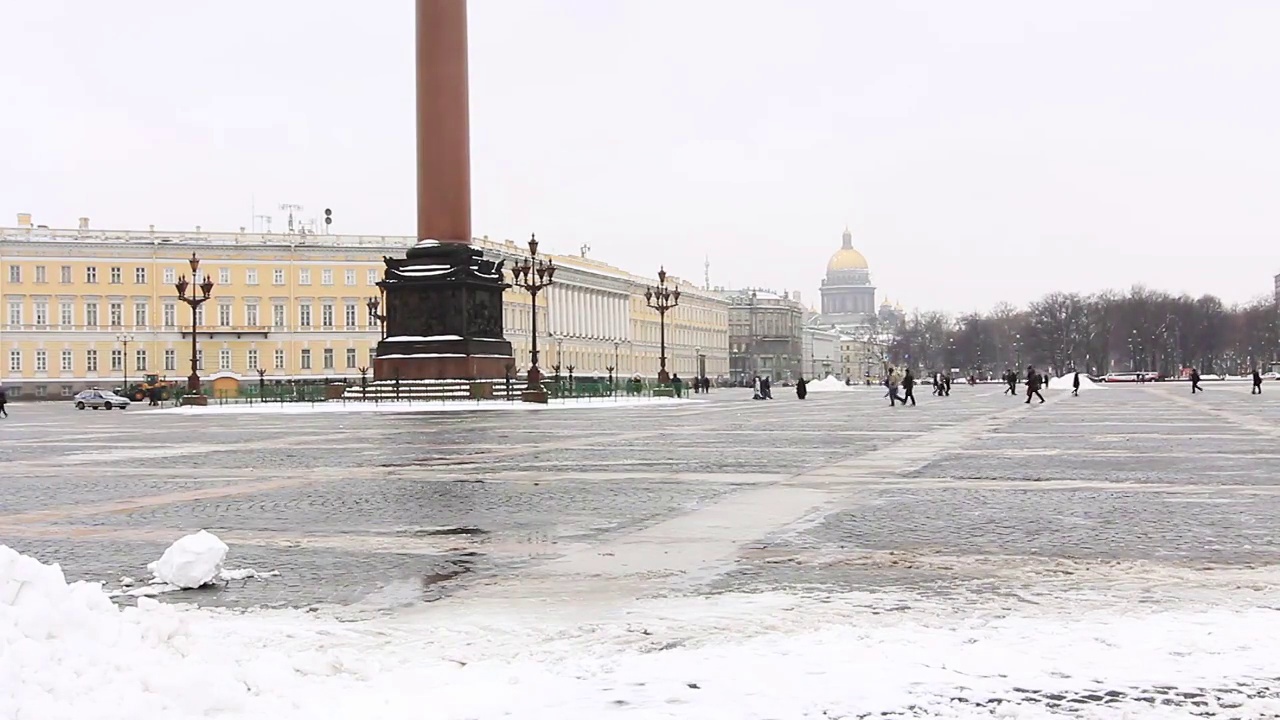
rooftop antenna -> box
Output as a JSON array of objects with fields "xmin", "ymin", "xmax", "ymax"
[
  {"xmin": 279, "ymin": 203, "xmax": 303, "ymax": 234},
  {"xmin": 255, "ymin": 214, "xmax": 273, "ymax": 234}
]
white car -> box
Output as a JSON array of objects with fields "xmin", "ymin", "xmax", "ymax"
[{"xmin": 73, "ymin": 389, "xmax": 132, "ymax": 410}]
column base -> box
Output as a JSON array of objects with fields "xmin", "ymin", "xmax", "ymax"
[{"xmin": 374, "ymin": 353, "xmax": 513, "ymax": 381}]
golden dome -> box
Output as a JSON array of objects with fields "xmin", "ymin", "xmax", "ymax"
[
  {"xmin": 827, "ymin": 248, "xmax": 869, "ymax": 271},
  {"xmin": 827, "ymin": 227, "xmax": 869, "ymax": 271}
]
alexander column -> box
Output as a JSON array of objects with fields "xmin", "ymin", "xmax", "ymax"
[{"xmin": 372, "ymin": 0, "xmax": 514, "ymax": 382}]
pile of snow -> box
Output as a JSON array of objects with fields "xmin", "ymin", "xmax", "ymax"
[
  {"xmin": 1047, "ymin": 372, "xmax": 1105, "ymax": 391},
  {"xmin": 806, "ymin": 376, "xmax": 857, "ymax": 393},
  {"xmin": 147, "ymin": 530, "xmax": 228, "ymax": 589}
]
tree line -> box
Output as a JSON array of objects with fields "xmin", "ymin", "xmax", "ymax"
[{"xmin": 884, "ymin": 286, "xmax": 1279, "ymax": 377}]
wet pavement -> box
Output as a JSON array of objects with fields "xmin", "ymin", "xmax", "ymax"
[{"xmin": 2, "ymin": 381, "xmax": 1278, "ymax": 610}]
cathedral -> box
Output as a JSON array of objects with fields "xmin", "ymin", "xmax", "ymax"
[{"xmin": 818, "ymin": 228, "xmax": 878, "ymax": 328}]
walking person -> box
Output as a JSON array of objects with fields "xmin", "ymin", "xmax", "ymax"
[
  {"xmin": 0, "ymin": 383, "xmax": 7, "ymax": 418},
  {"xmin": 885, "ymin": 368, "xmax": 903, "ymax": 406},
  {"xmin": 1252, "ymin": 368, "xmax": 1263, "ymax": 395},
  {"xmin": 1005, "ymin": 369, "xmax": 1017, "ymax": 396},
  {"xmin": 752, "ymin": 375, "xmax": 762, "ymax": 400},
  {"xmin": 1072, "ymin": 370, "xmax": 1081, "ymax": 397},
  {"xmin": 795, "ymin": 377, "xmax": 808, "ymax": 400},
  {"xmin": 902, "ymin": 368, "xmax": 917, "ymax": 406},
  {"xmin": 761, "ymin": 376, "xmax": 773, "ymax": 400},
  {"xmin": 1025, "ymin": 365, "xmax": 1045, "ymax": 404},
  {"xmin": 1190, "ymin": 368, "xmax": 1202, "ymax": 394}
]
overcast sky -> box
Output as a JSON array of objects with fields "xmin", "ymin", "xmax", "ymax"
[{"xmin": 3, "ymin": 1, "xmax": 1278, "ymax": 313}]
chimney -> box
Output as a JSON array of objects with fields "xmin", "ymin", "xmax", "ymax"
[
  {"xmin": 195, "ymin": 225, "xmax": 201, "ymax": 232},
  {"xmin": 17, "ymin": 213, "xmax": 31, "ymax": 227},
  {"xmin": 239, "ymin": 226, "xmax": 246, "ymax": 233},
  {"xmin": 148, "ymin": 224, "xmax": 155, "ymax": 233},
  {"xmin": 78, "ymin": 217, "xmax": 90, "ymax": 230}
]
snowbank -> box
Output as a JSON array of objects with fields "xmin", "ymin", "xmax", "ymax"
[
  {"xmin": 147, "ymin": 530, "xmax": 228, "ymax": 589},
  {"xmin": 148, "ymin": 396, "xmax": 689, "ymax": 416},
  {"xmin": 806, "ymin": 376, "xmax": 857, "ymax": 393},
  {"xmin": 1048, "ymin": 372, "xmax": 1104, "ymax": 391},
  {"xmin": 7, "ymin": 543, "xmax": 1280, "ymax": 719}
]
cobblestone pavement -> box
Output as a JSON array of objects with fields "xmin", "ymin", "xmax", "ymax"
[{"xmin": 2, "ymin": 383, "xmax": 1279, "ymax": 616}]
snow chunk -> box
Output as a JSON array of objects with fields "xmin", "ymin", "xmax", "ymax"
[
  {"xmin": 1047, "ymin": 372, "xmax": 1105, "ymax": 391},
  {"xmin": 218, "ymin": 568, "xmax": 280, "ymax": 582},
  {"xmin": 147, "ymin": 530, "xmax": 228, "ymax": 589},
  {"xmin": 807, "ymin": 376, "xmax": 857, "ymax": 393}
]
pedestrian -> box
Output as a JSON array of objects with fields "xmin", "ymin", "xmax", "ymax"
[
  {"xmin": 1005, "ymin": 369, "xmax": 1017, "ymax": 396},
  {"xmin": 1072, "ymin": 370, "xmax": 1081, "ymax": 397},
  {"xmin": 1252, "ymin": 368, "xmax": 1263, "ymax": 395},
  {"xmin": 1190, "ymin": 367, "xmax": 1202, "ymax": 394},
  {"xmin": 944, "ymin": 374, "xmax": 952, "ymax": 396},
  {"xmin": 885, "ymin": 369, "xmax": 903, "ymax": 406},
  {"xmin": 1025, "ymin": 365, "xmax": 1045, "ymax": 404},
  {"xmin": 671, "ymin": 373, "xmax": 683, "ymax": 397},
  {"xmin": 752, "ymin": 375, "xmax": 762, "ymax": 400},
  {"xmin": 0, "ymin": 383, "xmax": 7, "ymax": 418},
  {"xmin": 796, "ymin": 377, "xmax": 808, "ymax": 400},
  {"xmin": 902, "ymin": 368, "xmax": 917, "ymax": 406},
  {"xmin": 761, "ymin": 376, "xmax": 773, "ymax": 400}
]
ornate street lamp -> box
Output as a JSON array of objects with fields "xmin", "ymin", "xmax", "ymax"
[
  {"xmin": 509, "ymin": 233, "xmax": 556, "ymax": 400},
  {"xmin": 366, "ymin": 295, "xmax": 387, "ymax": 339},
  {"xmin": 174, "ymin": 252, "xmax": 216, "ymax": 393},
  {"xmin": 116, "ymin": 332, "xmax": 135, "ymax": 395},
  {"xmin": 645, "ymin": 267, "xmax": 680, "ymax": 385}
]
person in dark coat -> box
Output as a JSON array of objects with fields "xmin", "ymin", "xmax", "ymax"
[
  {"xmin": 901, "ymin": 369, "xmax": 917, "ymax": 406},
  {"xmin": 1252, "ymin": 368, "xmax": 1263, "ymax": 394},
  {"xmin": 1004, "ymin": 369, "xmax": 1017, "ymax": 396},
  {"xmin": 761, "ymin": 376, "xmax": 773, "ymax": 400},
  {"xmin": 0, "ymin": 384, "xmax": 8, "ymax": 418},
  {"xmin": 1190, "ymin": 368, "xmax": 1202, "ymax": 394},
  {"xmin": 943, "ymin": 374, "xmax": 952, "ymax": 396},
  {"xmin": 1025, "ymin": 365, "xmax": 1045, "ymax": 404},
  {"xmin": 1072, "ymin": 370, "xmax": 1081, "ymax": 397},
  {"xmin": 795, "ymin": 377, "xmax": 808, "ymax": 400}
]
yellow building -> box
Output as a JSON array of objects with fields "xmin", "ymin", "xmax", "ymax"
[{"xmin": 0, "ymin": 219, "xmax": 729, "ymax": 397}]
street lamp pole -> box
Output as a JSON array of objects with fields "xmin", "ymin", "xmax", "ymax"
[
  {"xmin": 644, "ymin": 266, "xmax": 680, "ymax": 384},
  {"xmin": 116, "ymin": 332, "xmax": 134, "ymax": 394},
  {"xmin": 509, "ymin": 234, "xmax": 556, "ymax": 401},
  {"xmin": 174, "ymin": 252, "xmax": 216, "ymax": 394},
  {"xmin": 366, "ymin": 294, "xmax": 387, "ymax": 340}
]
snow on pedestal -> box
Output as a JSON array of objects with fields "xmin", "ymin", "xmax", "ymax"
[{"xmin": 147, "ymin": 530, "xmax": 228, "ymax": 589}]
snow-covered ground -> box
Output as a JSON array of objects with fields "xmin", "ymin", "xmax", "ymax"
[
  {"xmin": 5, "ymin": 543, "xmax": 1280, "ymax": 719},
  {"xmin": 149, "ymin": 396, "xmax": 690, "ymax": 416}
]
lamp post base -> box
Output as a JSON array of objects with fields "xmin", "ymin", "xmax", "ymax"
[
  {"xmin": 657, "ymin": 369, "xmax": 671, "ymax": 385},
  {"xmin": 187, "ymin": 373, "xmax": 201, "ymax": 393}
]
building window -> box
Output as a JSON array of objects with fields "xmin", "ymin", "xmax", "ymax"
[
  {"xmin": 135, "ymin": 267, "xmax": 147, "ymax": 284},
  {"xmin": 85, "ymin": 302, "xmax": 98, "ymax": 327},
  {"xmin": 34, "ymin": 301, "xmax": 48, "ymax": 327},
  {"xmin": 8, "ymin": 349, "xmax": 20, "ymax": 372},
  {"xmin": 218, "ymin": 302, "xmax": 232, "ymax": 327},
  {"xmin": 87, "ymin": 349, "xmax": 99, "ymax": 372},
  {"xmin": 300, "ymin": 348, "xmax": 312, "ymax": 370},
  {"xmin": 35, "ymin": 266, "xmax": 47, "ymax": 283},
  {"xmin": 164, "ymin": 267, "xmax": 175, "ymax": 284},
  {"xmin": 7, "ymin": 301, "xmax": 21, "ymax": 327},
  {"xmin": 299, "ymin": 302, "xmax": 312, "ymax": 328},
  {"xmin": 134, "ymin": 301, "xmax": 148, "ymax": 328},
  {"xmin": 60, "ymin": 385, "xmax": 73, "ymax": 397},
  {"xmin": 194, "ymin": 306, "xmax": 203, "ymax": 326},
  {"xmin": 299, "ymin": 269, "xmax": 311, "ymax": 285},
  {"xmin": 346, "ymin": 347, "xmax": 357, "ymax": 369},
  {"xmin": 274, "ymin": 349, "xmax": 285, "ymax": 370},
  {"xmin": 34, "ymin": 385, "xmax": 47, "ymax": 398},
  {"xmin": 59, "ymin": 302, "xmax": 72, "ymax": 327},
  {"xmin": 219, "ymin": 348, "xmax": 231, "ymax": 370},
  {"xmin": 164, "ymin": 349, "xmax": 175, "ymax": 371},
  {"xmin": 367, "ymin": 269, "xmax": 378, "ymax": 285},
  {"xmin": 7, "ymin": 265, "xmax": 20, "ymax": 283},
  {"xmin": 245, "ymin": 302, "xmax": 259, "ymax": 327},
  {"xmin": 163, "ymin": 303, "xmax": 176, "ymax": 327},
  {"xmin": 60, "ymin": 349, "xmax": 73, "ymax": 372},
  {"xmin": 321, "ymin": 269, "xmax": 333, "ymax": 286},
  {"xmin": 110, "ymin": 266, "xmax": 122, "ymax": 284},
  {"xmin": 345, "ymin": 302, "xmax": 357, "ymax": 328},
  {"xmin": 368, "ymin": 347, "xmax": 376, "ymax": 366},
  {"xmin": 247, "ymin": 348, "xmax": 259, "ymax": 370},
  {"xmin": 86, "ymin": 266, "xmax": 97, "ymax": 283},
  {"xmin": 111, "ymin": 349, "xmax": 123, "ymax": 371},
  {"xmin": 246, "ymin": 268, "xmax": 258, "ymax": 285},
  {"xmin": 35, "ymin": 350, "xmax": 47, "ymax": 373},
  {"xmin": 109, "ymin": 302, "xmax": 123, "ymax": 327},
  {"xmin": 323, "ymin": 348, "xmax": 334, "ymax": 369},
  {"xmin": 345, "ymin": 269, "xmax": 356, "ymax": 286},
  {"xmin": 272, "ymin": 303, "xmax": 286, "ymax": 329},
  {"xmin": 321, "ymin": 302, "xmax": 334, "ymax": 328},
  {"xmin": 273, "ymin": 268, "xmax": 285, "ymax": 285},
  {"xmin": 60, "ymin": 266, "xmax": 72, "ymax": 284},
  {"xmin": 219, "ymin": 267, "xmax": 231, "ymax": 285},
  {"xmin": 135, "ymin": 349, "xmax": 147, "ymax": 372}
]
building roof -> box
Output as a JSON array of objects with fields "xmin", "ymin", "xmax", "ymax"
[{"xmin": 826, "ymin": 227, "xmax": 869, "ymax": 271}]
